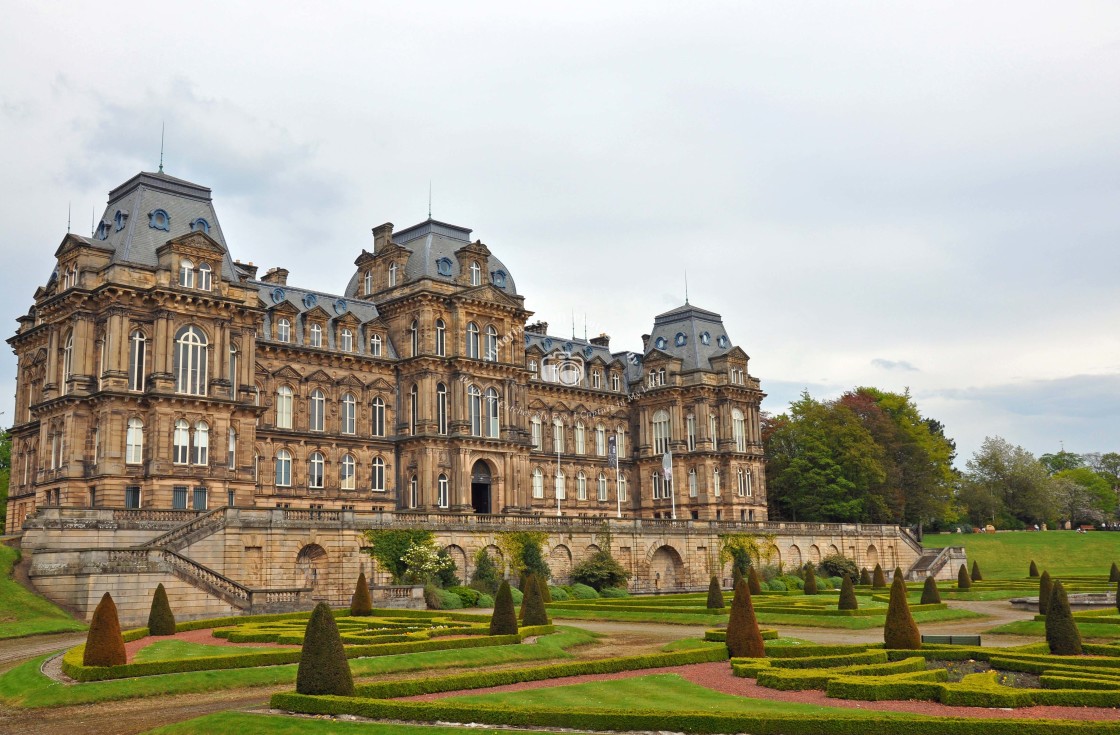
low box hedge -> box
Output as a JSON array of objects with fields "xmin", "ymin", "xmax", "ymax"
[
  {"xmin": 824, "ymin": 670, "xmax": 948, "ymax": 702},
  {"xmin": 769, "ymin": 650, "xmax": 888, "ymax": 669},
  {"xmin": 755, "ymin": 657, "xmax": 926, "ymax": 691},
  {"xmin": 763, "ymin": 643, "xmax": 882, "ymax": 658},
  {"xmin": 731, "ymin": 660, "xmax": 772, "ymax": 677},
  {"xmin": 704, "ymin": 628, "xmax": 778, "ymax": 642}
]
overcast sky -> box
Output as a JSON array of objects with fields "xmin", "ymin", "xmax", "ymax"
[{"xmin": 2, "ymin": 1, "xmax": 1118, "ymax": 466}]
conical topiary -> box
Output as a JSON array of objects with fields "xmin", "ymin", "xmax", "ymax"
[
  {"xmin": 1116, "ymin": 580, "xmax": 1120, "ymax": 615},
  {"xmin": 803, "ymin": 564, "xmax": 818, "ymax": 595},
  {"xmin": 957, "ymin": 563, "xmax": 971, "ymax": 590},
  {"xmin": 537, "ymin": 575, "xmax": 552, "ymax": 604},
  {"xmin": 859, "ymin": 568, "xmax": 871, "ymax": 586},
  {"xmin": 296, "ymin": 602, "xmax": 354, "ymax": 696},
  {"xmin": 83, "ymin": 592, "xmax": 126, "ymax": 666},
  {"xmin": 490, "ymin": 580, "xmax": 518, "ymax": 635},
  {"xmin": 883, "ymin": 567, "xmax": 920, "ymax": 650},
  {"xmin": 520, "ymin": 572, "xmax": 549, "ymax": 626},
  {"xmin": 732, "ymin": 566, "xmax": 744, "ymax": 590},
  {"xmin": 706, "ymin": 576, "xmax": 725, "ymax": 609},
  {"xmin": 1045, "ymin": 581, "xmax": 1082, "ymax": 655},
  {"xmin": 748, "ymin": 566, "xmax": 763, "ymax": 596},
  {"xmin": 726, "ymin": 579, "xmax": 765, "ymax": 658},
  {"xmin": 350, "ymin": 572, "xmax": 373, "ymax": 616},
  {"xmin": 838, "ymin": 573, "xmax": 858, "ymax": 610},
  {"xmin": 1029, "ymin": 560, "xmax": 1039, "ymax": 578},
  {"xmin": 971, "ymin": 560, "xmax": 983, "ymax": 582},
  {"xmin": 518, "ymin": 573, "xmax": 533, "ymax": 621},
  {"xmin": 147, "ymin": 583, "xmax": 176, "ymax": 636},
  {"xmin": 1110, "ymin": 562, "xmax": 1120, "ymax": 583},
  {"xmin": 920, "ymin": 575, "xmax": 941, "ymax": 605},
  {"xmin": 872, "ymin": 564, "xmax": 887, "ymax": 589},
  {"xmin": 1038, "ymin": 571, "xmax": 1053, "ymax": 615}
]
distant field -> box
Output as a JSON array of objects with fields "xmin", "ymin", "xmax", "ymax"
[
  {"xmin": 0, "ymin": 545, "xmax": 86, "ymax": 639},
  {"xmin": 922, "ymin": 531, "xmax": 1120, "ymax": 579}
]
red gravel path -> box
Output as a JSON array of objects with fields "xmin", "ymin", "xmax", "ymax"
[
  {"xmin": 405, "ymin": 661, "xmax": 1120, "ymax": 721},
  {"xmin": 123, "ymin": 627, "xmax": 294, "ymax": 663}
]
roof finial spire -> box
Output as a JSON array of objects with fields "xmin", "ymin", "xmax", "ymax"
[
  {"xmin": 90, "ymin": 206, "xmax": 94, "ymax": 237},
  {"xmin": 67, "ymin": 201, "xmax": 71, "ymax": 234},
  {"xmin": 684, "ymin": 269, "xmax": 689, "ymax": 304},
  {"xmin": 158, "ymin": 121, "xmax": 165, "ymax": 173},
  {"xmin": 428, "ymin": 180, "xmax": 432, "ymax": 219},
  {"xmin": 584, "ymin": 313, "xmax": 588, "ymax": 340},
  {"xmin": 571, "ymin": 311, "xmax": 575, "ymax": 340}
]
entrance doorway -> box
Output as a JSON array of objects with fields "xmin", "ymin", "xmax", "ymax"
[{"xmin": 470, "ymin": 460, "xmax": 492, "ymax": 514}]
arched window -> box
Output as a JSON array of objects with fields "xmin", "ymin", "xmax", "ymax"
[
  {"xmin": 437, "ymin": 474, "xmax": 449, "ymax": 508},
  {"xmin": 340, "ymin": 454, "xmax": 356, "ymax": 490},
  {"xmin": 686, "ymin": 414, "xmax": 696, "ymax": 451},
  {"xmin": 388, "ymin": 262, "xmax": 398, "ymax": 287},
  {"xmin": 597, "ymin": 472, "xmax": 608, "ymax": 501},
  {"xmin": 341, "ymin": 393, "xmax": 356, "ymax": 434},
  {"xmin": 369, "ymin": 333, "xmax": 382, "ymax": 356},
  {"xmin": 555, "ymin": 469, "xmax": 566, "ymax": 500},
  {"xmin": 371, "ymin": 457, "xmax": 385, "ymax": 491},
  {"xmin": 61, "ymin": 331, "xmax": 73, "ymax": 394},
  {"xmin": 309, "ymin": 323, "xmax": 322, "ymax": 347},
  {"xmin": 611, "ymin": 373, "xmax": 620, "ymax": 391},
  {"xmin": 192, "ymin": 421, "xmax": 209, "ymax": 465},
  {"xmin": 340, "ymin": 328, "xmax": 353, "ymax": 352},
  {"xmin": 713, "ymin": 468, "xmax": 721, "ymax": 497},
  {"xmin": 595, "ymin": 425, "xmax": 606, "ymax": 456},
  {"xmin": 485, "ymin": 387, "xmax": 500, "ymax": 438},
  {"xmin": 364, "ymin": 269, "xmax": 372, "ymax": 295},
  {"xmin": 732, "ymin": 408, "xmax": 746, "ymax": 452},
  {"xmin": 742, "ymin": 468, "xmax": 752, "ymax": 497},
  {"xmin": 409, "ymin": 384, "xmax": 419, "ymax": 433},
  {"xmin": 227, "ymin": 428, "xmax": 236, "ymax": 470},
  {"xmin": 552, "ymin": 418, "xmax": 565, "ymax": 453},
  {"xmin": 309, "ymin": 389, "xmax": 325, "ymax": 432},
  {"xmin": 435, "ymin": 319, "xmax": 446, "ymax": 356},
  {"xmin": 575, "ymin": 422, "xmax": 586, "ymax": 454},
  {"xmin": 128, "ymin": 330, "xmax": 146, "ymax": 392},
  {"xmin": 466, "ymin": 322, "xmax": 480, "ymax": 359},
  {"xmin": 179, "ymin": 259, "xmax": 195, "ymax": 288},
  {"xmin": 468, "ymin": 384, "xmax": 482, "ymax": 436},
  {"xmin": 371, "ymin": 396, "xmax": 385, "ymax": 436},
  {"xmin": 530, "ymin": 416, "xmax": 542, "ymax": 450},
  {"xmin": 309, "ymin": 452, "xmax": 324, "ymax": 488},
  {"xmin": 275, "ymin": 450, "xmax": 292, "ymax": 486},
  {"xmin": 484, "ymin": 325, "xmax": 499, "ymax": 362},
  {"xmin": 577, "ymin": 471, "xmax": 587, "ymax": 500},
  {"xmin": 532, "ymin": 468, "xmax": 544, "ymax": 498},
  {"xmin": 617, "ymin": 427, "xmax": 626, "ymax": 457},
  {"xmin": 228, "ymin": 344, "xmax": 239, "ymax": 395},
  {"xmin": 652, "ymin": 472, "xmax": 662, "ymax": 499},
  {"xmin": 652, "ymin": 410, "xmax": 670, "ymax": 455},
  {"xmin": 709, "ymin": 413, "xmax": 718, "ymax": 445},
  {"xmin": 409, "ymin": 474, "xmax": 418, "ymax": 507},
  {"xmin": 436, "ymin": 383, "xmax": 448, "ymax": 435},
  {"xmin": 276, "ymin": 386, "xmax": 293, "ymax": 429},
  {"xmin": 620, "ymin": 473, "xmax": 629, "ymax": 501},
  {"xmin": 409, "ymin": 319, "xmax": 419, "ymax": 356},
  {"xmin": 174, "ymin": 326, "xmax": 208, "ymax": 395},
  {"xmin": 469, "ymin": 261, "xmax": 481, "ymax": 286},
  {"xmin": 689, "ymin": 468, "xmax": 698, "ymax": 497},
  {"xmin": 197, "ymin": 263, "xmax": 212, "ymax": 291},
  {"xmin": 125, "ymin": 418, "xmax": 144, "ymax": 465},
  {"xmin": 276, "ymin": 318, "xmax": 291, "ymax": 343},
  {"xmin": 173, "ymin": 419, "xmax": 190, "ymax": 465}
]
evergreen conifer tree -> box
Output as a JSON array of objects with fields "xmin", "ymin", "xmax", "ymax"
[
  {"xmin": 883, "ymin": 567, "xmax": 920, "ymax": 650},
  {"xmin": 520, "ymin": 572, "xmax": 549, "ymax": 625},
  {"xmin": 803, "ymin": 564, "xmax": 818, "ymax": 595},
  {"xmin": 872, "ymin": 564, "xmax": 887, "ymax": 588},
  {"xmin": 957, "ymin": 563, "xmax": 971, "ymax": 590},
  {"xmin": 748, "ymin": 566, "xmax": 763, "ymax": 596},
  {"xmin": 859, "ymin": 568, "xmax": 871, "ymax": 586},
  {"xmin": 83, "ymin": 592, "xmax": 126, "ymax": 667},
  {"xmin": 725, "ymin": 579, "xmax": 765, "ymax": 658},
  {"xmin": 296, "ymin": 602, "xmax": 354, "ymax": 696},
  {"xmin": 1110, "ymin": 562, "xmax": 1120, "ymax": 583},
  {"xmin": 490, "ymin": 580, "xmax": 518, "ymax": 635},
  {"xmin": 1045, "ymin": 581, "xmax": 1083, "ymax": 655},
  {"xmin": 838, "ymin": 574, "xmax": 858, "ymax": 610},
  {"xmin": 1029, "ymin": 560, "xmax": 1039, "ymax": 578},
  {"xmin": 706, "ymin": 576, "xmax": 724, "ymax": 609},
  {"xmin": 1038, "ymin": 571, "xmax": 1053, "ymax": 615},
  {"xmin": 971, "ymin": 560, "xmax": 983, "ymax": 582},
  {"xmin": 537, "ymin": 574, "xmax": 552, "ymax": 603},
  {"xmin": 350, "ymin": 572, "xmax": 373, "ymax": 616},
  {"xmin": 920, "ymin": 575, "xmax": 941, "ymax": 605},
  {"xmin": 147, "ymin": 583, "xmax": 176, "ymax": 636}
]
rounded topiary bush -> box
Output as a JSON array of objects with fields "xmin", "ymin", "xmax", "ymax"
[
  {"xmin": 859, "ymin": 568, "xmax": 871, "ymax": 586},
  {"xmin": 820, "ymin": 553, "xmax": 859, "ymax": 582},
  {"xmin": 599, "ymin": 586, "xmax": 630, "ymax": 598},
  {"xmin": 883, "ymin": 567, "xmax": 920, "ymax": 650},
  {"xmin": 448, "ymin": 585, "xmax": 481, "ymax": 607},
  {"xmin": 920, "ymin": 575, "xmax": 941, "ymax": 605},
  {"xmin": 768, "ymin": 579, "xmax": 787, "ymax": 591},
  {"xmin": 520, "ymin": 573, "xmax": 550, "ymax": 625},
  {"xmin": 568, "ymin": 583, "xmax": 599, "ymax": 599},
  {"xmin": 477, "ymin": 593, "xmax": 495, "ymax": 608},
  {"xmin": 83, "ymin": 592, "xmax": 126, "ymax": 667},
  {"xmin": 803, "ymin": 564, "xmax": 818, "ymax": 595},
  {"xmin": 748, "ymin": 566, "xmax": 763, "ymax": 595},
  {"xmin": 1045, "ymin": 580, "xmax": 1083, "ymax": 655},
  {"xmin": 1029, "ymin": 560, "xmax": 1039, "ymax": 578},
  {"xmin": 872, "ymin": 564, "xmax": 887, "ymax": 589},
  {"xmin": 548, "ymin": 586, "xmax": 571, "ymax": 601},
  {"xmin": 726, "ymin": 579, "xmax": 765, "ymax": 658},
  {"xmin": 706, "ymin": 576, "xmax": 724, "ymax": 609},
  {"xmin": 957, "ymin": 563, "xmax": 971, "ymax": 590},
  {"xmin": 838, "ymin": 573, "xmax": 858, "ymax": 610},
  {"xmin": 350, "ymin": 572, "xmax": 373, "ymax": 616},
  {"xmin": 509, "ymin": 587, "xmax": 524, "ymax": 605},
  {"xmin": 490, "ymin": 580, "xmax": 518, "ymax": 635},
  {"xmin": 1038, "ymin": 571, "xmax": 1053, "ymax": 615},
  {"xmin": 971, "ymin": 560, "xmax": 983, "ymax": 582},
  {"xmin": 296, "ymin": 602, "xmax": 354, "ymax": 696},
  {"xmin": 147, "ymin": 583, "xmax": 176, "ymax": 636}
]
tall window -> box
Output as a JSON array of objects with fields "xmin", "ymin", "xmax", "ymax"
[
  {"xmin": 652, "ymin": 472, "xmax": 662, "ymax": 500},
  {"xmin": 555, "ymin": 469, "xmax": 566, "ymax": 500},
  {"xmin": 409, "ymin": 475, "xmax": 418, "ymax": 507},
  {"xmin": 741, "ymin": 468, "xmax": 752, "ymax": 496},
  {"xmin": 709, "ymin": 413, "xmax": 718, "ymax": 446},
  {"xmin": 310, "ymin": 323, "xmax": 322, "ymax": 347},
  {"xmin": 435, "ymin": 319, "xmax": 446, "ymax": 356},
  {"xmin": 466, "ymin": 322, "xmax": 479, "ymax": 359},
  {"xmin": 197, "ymin": 263, "xmax": 212, "ymax": 291},
  {"xmin": 409, "ymin": 320, "xmax": 419, "ymax": 356},
  {"xmin": 192, "ymin": 421, "xmax": 209, "ymax": 465},
  {"xmin": 276, "ymin": 386, "xmax": 293, "ymax": 429},
  {"xmin": 611, "ymin": 373, "xmax": 620, "ymax": 391},
  {"xmin": 617, "ymin": 427, "xmax": 627, "ymax": 457},
  {"xmin": 364, "ymin": 269, "xmax": 372, "ymax": 295},
  {"xmin": 192, "ymin": 486, "xmax": 208, "ymax": 510},
  {"xmin": 437, "ymin": 474, "xmax": 449, "ymax": 508},
  {"xmin": 552, "ymin": 418, "xmax": 565, "ymax": 453},
  {"xmin": 125, "ymin": 486, "xmax": 141, "ymax": 509},
  {"xmin": 652, "ymin": 410, "xmax": 670, "ymax": 455},
  {"xmin": 340, "ymin": 328, "xmax": 354, "ymax": 352},
  {"xmin": 531, "ymin": 417, "xmax": 542, "ymax": 450},
  {"xmin": 309, "ymin": 389, "xmax": 325, "ymax": 432},
  {"xmin": 341, "ymin": 393, "xmax": 356, "ymax": 434},
  {"xmin": 388, "ymin": 262, "xmax": 398, "ymax": 287},
  {"xmin": 125, "ymin": 418, "xmax": 144, "ymax": 465},
  {"xmin": 371, "ymin": 397, "xmax": 385, "ymax": 436},
  {"xmin": 128, "ymin": 330, "xmax": 146, "ymax": 392},
  {"xmin": 577, "ymin": 471, "xmax": 587, "ymax": 500},
  {"xmin": 468, "ymin": 385, "xmax": 482, "ymax": 436},
  {"xmin": 485, "ymin": 387, "xmax": 500, "ymax": 438},
  {"xmin": 275, "ymin": 450, "xmax": 292, "ymax": 486},
  {"xmin": 436, "ymin": 383, "xmax": 448, "ymax": 435},
  {"xmin": 529, "ymin": 360, "xmax": 537, "ymax": 379},
  {"xmin": 228, "ymin": 345, "xmax": 239, "ymax": 396},
  {"xmin": 179, "ymin": 259, "xmax": 195, "ymax": 288},
  {"xmin": 410, "ymin": 384, "xmax": 419, "ymax": 434},
  {"xmin": 309, "ymin": 452, "xmax": 324, "ymax": 488},
  {"xmin": 369, "ymin": 333, "xmax": 382, "ymax": 356},
  {"xmin": 732, "ymin": 408, "xmax": 746, "ymax": 452},
  {"xmin": 532, "ymin": 468, "xmax": 544, "ymax": 498},
  {"xmin": 371, "ymin": 457, "xmax": 385, "ymax": 491},
  {"xmin": 686, "ymin": 414, "xmax": 696, "ymax": 451},
  {"xmin": 276, "ymin": 318, "xmax": 291, "ymax": 343},
  {"xmin": 173, "ymin": 419, "xmax": 190, "ymax": 465},
  {"xmin": 484, "ymin": 325, "xmax": 499, "ymax": 362},
  {"xmin": 713, "ymin": 468, "xmax": 721, "ymax": 496},
  {"xmin": 173, "ymin": 485, "xmax": 188, "ymax": 509},
  {"xmin": 575, "ymin": 422, "xmax": 586, "ymax": 454},
  {"xmin": 620, "ymin": 474, "xmax": 628, "ymax": 501},
  {"xmin": 174, "ymin": 326, "xmax": 208, "ymax": 395},
  {"xmin": 595, "ymin": 425, "xmax": 606, "ymax": 456},
  {"xmin": 592, "ymin": 370, "xmax": 601, "ymax": 389},
  {"xmin": 341, "ymin": 454, "xmax": 356, "ymax": 490},
  {"xmin": 597, "ymin": 472, "xmax": 608, "ymax": 501},
  {"xmin": 61, "ymin": 331, "xmax": 73, "ymax": 394},
  {"xmin": 689, "ymin": 469, "xmax": 698, "ymax": 497},
  {"xmin": 469, "ymin": 261, "xmax": 481, "ymax": 286},
  {"xmin": 227, "ymin": 428, "xmax": 236, "ymax": 470}
]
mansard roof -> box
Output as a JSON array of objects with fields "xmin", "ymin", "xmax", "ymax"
[
  {"xmin": 252, "ymin": 280, "xmax": 396, "ymax": 357},
  {"xmin": 645, "ymin": 302, "xmax": 740, "ymax": 372}
]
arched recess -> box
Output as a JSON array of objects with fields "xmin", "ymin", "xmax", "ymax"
[
  {"xmin": 808, "ymin": 545, "xmax": 821, "ymax": 564},
  {"xmin": 787, "ymin": 544, "xmax": 803, "ymax": 568},
  {"xmin": 584, "ymin": 544, "xmax": 601, "ymax": 559},
  {"xmin": 296, "ymin": 543, "xmax": 328, "ymax": 598},
  {"xmin": 481, "ymin": 544, "xmax": 505, "ymax": 575},
  {"xmin": 649, "ymin": 544, "xmax": 685, "ymax": 591},
  {"xmin": 470, "ymin": 459, "xmax": 494, "ymax": 514},
  {"xmin": 887, "ymin": 545, "xmax": 897, "ymax": 569},
  {"xmin": 865, "ymin": 544, "xmax": 879, "ymax": 568},
  {"xmin": 827, "ymin": 544, "xmax": 840, "ymax": 557},
  {"xmin": 550, "ymin": 544, "xmax": 573, "ymax": 584},
  {"xmin": 766, "ymin": 544, "xmax": 781, "ymax": 567},
  {"xmin": 443, "ymin": 544, "xmax": 468, "ymax": 581}
]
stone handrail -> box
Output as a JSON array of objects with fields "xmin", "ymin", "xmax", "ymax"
[
  {"xmin": 161, "ymin": 549, "xmax": 251, "ymax": 610},
  {"xmin": 897, "ymin": 527, "xmax": 924, "ymax": 555},
  {"xmin": 140, "ymin": 507, "xmax": 228, "ymax": 551}
]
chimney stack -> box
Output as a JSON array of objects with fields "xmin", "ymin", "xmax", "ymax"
[
  {"xmin": 590, "ymin": 333, "xmax": 610, "ymax": 348},
  {"xmin": 261, "ymin": 267, "xmax": 288, "ymax": 286},
  {"xmin": 641, "ymin": 334, "xmax": 651, "ymax": 351},
  {"xmin": 525, "ymin": 321, "xmax": 549, "ymax": 335},
  {"xmin": 372, "ymin": 223, "xmax": 394, "ymax": 252}
]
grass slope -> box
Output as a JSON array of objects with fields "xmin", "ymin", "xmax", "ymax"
[
  {"xmin": 145, "ymin": 713, "xmax": 565, "ymax": 735},
  {"xmin": 0, "ymin": 545, "xmax": 85, "ymax": 639},
  {"xmin": 923, "ymin": 532, "xmax": 1120, "ymax": 579}
]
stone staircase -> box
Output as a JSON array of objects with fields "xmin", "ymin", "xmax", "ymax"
[
  {"xmin": 905, "ymin": 545, "xmax": 965, "ymax": 581},
  {"xmin": 136, "ymin": 507, "xmax": 228, "ymax": 552}
]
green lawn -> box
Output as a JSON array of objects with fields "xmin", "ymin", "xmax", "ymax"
[
  {"xmin": 754, "ymin": 607, "xmax": 981, "ymax": 629},
  {"xmin": 923, "ymin": 531, "xmax": 1120, "ymax": 579},
  {"xmin": 133, "ymin": 640, "xmax": 298, "ymax": 663},
  {"xmin": 985, "ymin": 619, "xmax": 1120, "ymax": 640},
  {"xmin": 0, "ymin": 545, "xmax": 86, "ymax": 639},
  {"xmin": 145, "ymin": 713, "xmax": 563, "ymax": 735}
]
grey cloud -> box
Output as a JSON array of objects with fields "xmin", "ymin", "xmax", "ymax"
[
  {"xmin": 930, "ymin": 374, "xmax": 1120, "ymax": 420},
  {"xmin": 872, "ymin": 358, "xmax": 919, "ymax": 372}
]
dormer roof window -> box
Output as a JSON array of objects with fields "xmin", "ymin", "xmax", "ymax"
[
  {"xmin": 190, "ymin": 218, "xmax": 210, "ymax": 234},
  {"xmin": 148, "ymin": 209, "xmax": 170, "ymax": 231},
  {"xmin": 492, "ymin": 269, "xmax": 507, "ymax": 288},
  {"xmin": 95, "ymin": 221, "xmax": 111, "ymax": 240},
  {"xmin": 114, "ymin": 210, "xmax": 128, "ymax": 232}
]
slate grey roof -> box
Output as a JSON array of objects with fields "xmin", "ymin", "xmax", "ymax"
[
  {"xmin": 645, "ymin": 303, "xmax": 736, "ymax": 372},
  {"xmin": 525, "ymin": 332, "xmax": 632, "ymax": 392},
  {"xmin": 252, "ymin": 280, "xmax": 397, "ymax": 358},
  {"xmin": 89, "ymin": 172, "xmax": 237, "ymax": 280}
]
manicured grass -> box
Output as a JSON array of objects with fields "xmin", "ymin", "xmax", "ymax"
[
  {"xmin": 552, "ymin": 609, "xmax": 726, "ymax": 624},
  {"xmin": 145, "ymin": 713, "xmax": 562, "ymax": 735},
  {"xmin": 0, "ymin": 627, "xmax": 595, "ymax": 708},
  {"xmin": 0, "ymin": 545, "xmax": 86, "ymax": 639},
  {"xmin": 132, "ymin": 640, "xmax": 298, "ymax": 663},
  {"xmin": 923, "ymin": 531, "xmax": 1120, "ymax": 579},
  {"xmin": 985, "ymin": 620, "xmax": 1120, "ymax": 640},
  {"xmin": 754, "ymin": 607, "xmax": 982, "ymax": 630}
]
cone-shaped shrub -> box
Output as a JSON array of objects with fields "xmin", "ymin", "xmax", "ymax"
[
  {"xmin": 489, "ymin": 580, "xmax": 518, "ymax": 635},
  {"xmin": 920, "ymin": 575, "xmax": 941, "ymax": 605},
  {"xmin": 747, "ymin": 566, "xmax": 763, "ymax": 596},
  {"xmin": 1116, "ymin": 580, "xmax": 1120, "ymax": 615},
  {"xmin": 838, "ymin": 574, "xmax": 858, "ymax": 610},
  {"xmin": 1029, "ymin": 560, "xmax": 1039, "ymax": 578},
  {"xmin": 883, "ymin": 567, "xmax": 920, "ymax": 650},
  {"xmin": 706, "ymin": 576, "xmax": 724, "ymax": 609},
  {"xmin": 518, "ymin": 573, "xmax": 533, "ymax": 621},
  {"xmin": 1038, "ymin": 571, "xmax": 1053, "ymax": 615},
  {"xmin": 1045, "ymin": 581, "xmax": 1082, "ymax": 655},
  {"xmin": 537, "ymin": 575, "xmax": 552, "ymax": 604},
  {"xmin": 971, "ymin": 560, "xmax": 983, "ymax": 582},
  {"xmin": 872, "ymin": 564, "xmax": 886, "ymax": 589},
  {"xmin": 732, "ymin": 567, "xmax": 744, "ymax": 590},
  {"xmin": 726, "ymin": 579, "xmax": 765, "ymax": 658},
  {"xmin": 859, "ymin": 568, "xmax": 871, "ymax": 586},
  {"xmin": 803, "ymin": 564, "xmax": 818, "ymax": 595},
  {"xmin": 147, "ymin": 583, "xmax": 176, "ymax": 636},
  {"xmin": 520, "ymin": 572, "xmax": 549, "ymax": 625},
  {"xmin": 957, "ymin": 563, "xmax": 971, "ymax": 590},
  {"xmin": 83, "ymin": 592, "xmax": 126, "ymax": 666},
  {"xmin": 350, "ymin": 572, "xmax": 372, "ymax": 616},
  {"xmin": 1110, "ymin": 562, "xmax": 1120, "ymax": 583},
  {"xmin": 296, "ymin": 602, "xmax": 354, "ymax": 696}
]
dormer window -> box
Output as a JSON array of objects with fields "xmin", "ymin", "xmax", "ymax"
[
  {"xmin": 114, "ymin": 210, "xmax": 128, "ymax": 232},
  {"xmin": 197, "ymin": 263, "xmax": 212, "ymax": 291},
  {"xmin": 340, "ymin": 328, "xmax": 354, "ymax": 352},
  {"xmin": 369, "ymin": 333, "xmax": 382, "ymax": 356},
  {"xmin": 388, "ymin": 262, "xmax": 398, "ymax": 287},
  {"xmin": 148, "ymin": 209, "xmax": 170, "ymax": 231},
  {"xmin": 309, "ymin": 323, "xmax": 322, "ymax": 347},
  {"xmin": 436, "ymin": 258, "xmax": 453, "ymax": 277},
  {"xmin": 675, "ymin": 332, "xmax": 687, "ymax": 347},
  {"xmin": 179, "ymin": 259, "xmax": 195, "ymax": 288},
  {"xmin": 469, "ymin": 261, "xmax": 481, "ymax": 286},
  {"xmin": 654, "ymin": 336, "xmax": 667, "ymax": 350},
  {"xmin": 611, "ymin": 373, "xmax": 620, "ymax": 391},
  {"xmin": 276, "ymin": 318, "xmax": 291, "ymax": 343},
  {"xmin": 190, "ymin": 218, "xmax": 210, "ymax": 234},
  {"xmin": 492, "ymin": 270, "xmax": 506, "ymax": 288},
  {"xmin": 717, "ymin": 335, "xmax": 729, "ymax": 348},
  {"xmin": 700, "ymin": 332, "xmax": 711, "ymax": 345}
]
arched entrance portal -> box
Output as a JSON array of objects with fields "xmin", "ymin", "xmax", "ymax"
[
  {"xmin": 471, "ymin": 460, "xmax": 492, "ymax": 514},
  {"xmin": 296, "ymin": 544, "xmax": 328, "ymax": 599}
]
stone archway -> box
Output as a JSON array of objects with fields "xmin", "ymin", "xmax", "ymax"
[
  {"xmin": 766, "ymin": 544, "xmax": 781, "ymax": 568},
  {"xmin": 443, "ymin": 544, "xmax": 468, "ymax": 582},
  {"xmin": 808, "ymin": 545, "xmax": 821, "ymax": 564},
  {"xmin": 827, "ymin": 544, "xmax": 840, "ymax": 557},
  {"xmin": 471, "ymin": 460, "xmax": 493, "ymax": 514},
  {"xmin": 649, "ymin": 545, "xmax": 685, "ymax": 591},
  {"xmin": 788, "ymin": 545, "xmax": 803, "ymax": 568},
  {"xmin": 550, "ymin": 544, "xmax": 573, "ymax": 584},
  {"xmin": 296, "ymin": 543, "xmax": 328, "ymax": 598},
  {"xmin": 866, "ymin": 544, "xmax": 879, "ymax": 568}
]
